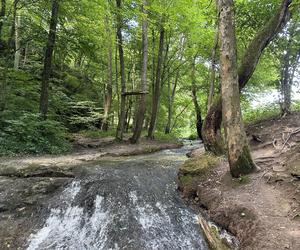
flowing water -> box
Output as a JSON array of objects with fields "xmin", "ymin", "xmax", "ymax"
[{"xmin": 27, "ymin": 141, "xmax": 208, "ymax": 250}]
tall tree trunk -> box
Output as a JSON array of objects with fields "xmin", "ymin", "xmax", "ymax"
[
  {"xmin": 191, "ymin": 56, "xmax": 203, "ymax": 140},
  {"xmin": 219, "ymin": 0, "xmax": 256, "ymax": 178},
  {"xmin": 102, "ymin": 16, "xmax": 113, "ymax": 131},
  {"xmin": 202, "ymin": 0, "xmax": 292, "ymax": 155},
  {"xmin": 131, "ymin": 0, "xmax": 148, "ymax": 143},
  {"xmin": 8, "ymin": 0, "xmax": 17, "ymax": 50},
  {"xmin": 207, "ymin": 4, "xmax": 219, "ymax": 110},
  {"xmin": 280, "ymin": 47, "xmax": 291, "ymax": 116},
  {"xmin": 0, "ymin": 0, "xmax": 6, "ymax": 40},
  {"xmin": 148, "ymin": 22, "xmax": 164, "ymax": 139},
  {"xmin": 39, "ymin": 0, "xmax": 59, "ymax": 119},
  {"xmin": 280, "ymin": 20, "xmax": 297, "ymax": 116},
  {"xmin": 13, "ymin": 14, "xmax": 20, "ymax": 69},
  {"xmin": 115, "ymin": 0, "xmax": 126, "ymax": 140},
  {"xmin": 22, "ymin": 41, "xmax": 29, "ymax": 67},
  {"xmin": 165, "ymin": 74, "xmax": 172, "ymax": 134},
  {"xmin": 115, "ymin": 35, "xmax": 119, "ymax": 118},
  {"xmin": 165, "ymin": 68, "xmax": 179, "ymax": 134}
]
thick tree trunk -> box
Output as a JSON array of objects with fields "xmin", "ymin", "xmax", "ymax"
[
  {"xmin": 39, "ymin": 0, "xmax": 59, "ymax": 119},
  {"xmin": 147, "ymin": 22, "xmax": 164, "ymax": 139},
  {"xmin": 219, "ymin": 0, "xmax": 256, "ymax": 178},
  {"xmin": 102, "ymin": 16, "xmax": 113, "ymax": 131},
  {"xmin": 0, "ymin": 0, "xmax": 6, "ymax": 40},
  {"xmin": 131, "ymin": 0, "xmax": 148, "ymax": 143},
  {"xmin": 202, "ymin": 0, "xmax": 292, "ymax": 155},
  {"xmin": 191, "ymin": 56, "xmax": 203, "ymax": 140},
  {"xmin": 115, "ymin": 0, "xmax": 127, "ymax": 140}
]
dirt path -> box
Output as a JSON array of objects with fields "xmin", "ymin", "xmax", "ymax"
[{"xmin": 179, "ymin": 112, "xmax": 300, "ymax": 249}]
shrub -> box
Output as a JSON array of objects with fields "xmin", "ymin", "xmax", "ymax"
[{"xmin": 0, "ymin": 112, "xmax": 71, "ymax": 156}]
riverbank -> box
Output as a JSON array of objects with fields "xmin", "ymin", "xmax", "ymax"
[
  {"xmin": 0, "ymin": 137, "xmax": 182, "ymax": 173},
  {"xmin": 178, "ymin": 112, "xmax": 300, "ymax": 249}
]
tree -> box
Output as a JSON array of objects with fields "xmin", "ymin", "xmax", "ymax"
[
  {"xmin": 131, "ymin": 0, "xmax": 149, "ymax": 144},
  {"xmin": 39, "ymin": 0, "xmax": 59, "ymax": 119},
  {"xmin": 202, "ymin": 0, "xmax": 292, "ymax": 155},
  {"xmin": 219, "ymin": 0, "xmax": 256, "ymax": 177},
  {"xmin": 207, "ymin": 1, "xmax": 219, "ymax": 110},
  {"xmin": 102, "ymin": 15, "xmax": 113, "ymax": 131},
  {"xmin": 0, "ymin": 0, "xmax": 5, "ymax": 41},
  {"xmin": 13, "ymin": 14, "xmax": 20, "ymax": 69},
  {"xmin": 278, "ymin": 18, "xmax": 300, "ymax": 115},
  {"xmin": 191, "ymin": 55, "xmax": 203, "ymax": 140},
  {"xmin": 115, "ymin": 0, "xmax": 127, "ymax": 140},
  {"xmin": 148, "ymin": 20, "xmax": 164, "ymax": 139}
]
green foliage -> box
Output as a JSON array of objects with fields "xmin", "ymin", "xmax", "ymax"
[
  {"xmin": 243, "ymin": 103, "xmax": 281, "ymax": 125},
  {"xmin": 0, "ymin": 113, "xmax": 71, "ymax": 156},
  {"xmin": 151, "ymin": 131, "xmax": 177, "ymax": 141},
  {"xmin": 80, "ymin": 129, "xmax": 116, "ymax": 139},
  {"xmin": 67, "ymin": 101, "xmax": 103, "ymax": 131},
  {"xmin": 0, "ymin": 0, "xmax": 299, "ymax": 156}
]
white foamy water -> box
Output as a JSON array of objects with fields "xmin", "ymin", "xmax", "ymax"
[
  {"xmin": 27, "ymin": 180, "xmax": 114, "ymax": 250},
  {"xmin": 26, "ymin": 142, "xmax": 207, "ymax": 250}
]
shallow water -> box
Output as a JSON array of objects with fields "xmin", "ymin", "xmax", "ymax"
[{"xmin": 27, "ymin": 141, "xmax": 207, "ymax": 250}]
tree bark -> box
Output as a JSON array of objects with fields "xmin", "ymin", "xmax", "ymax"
[
  {"xmin": 8, "ymin": 0, "xmax": 17, "ymax": 50},
  {"xmin": 280, "ymin": 20, "xmax": 297, "ymax": 116},
  {"xmin": 191, "ymin": 56, "xmax": 203, "ymax": 140},
  {"xmin": 219, "ymin": 0, "xmax": 256, "ymax": 177},
  {"xmin": 13, "ymin": 14, "xmax": 20, "ymax": 69},
  {"xmin": 115, "ymin": 0, "xmax": 127, "ymax": 140},
  {"xmin": 131, "ymin": 0, "xmax": 148, "ymax": 143},
  {"xmin": 39, "ymin": 0, "xmax": 59, "ymax": 119},
  {"xmin": 102, "ymin": 16, "xmax": 113, "ymax": 131},
  {"xmin": 147, "ymin": 21, "xmax": 164, "ymax": 139},
  {"xmin": 165, "ymin": 74, "xmax": 172, "ymax": 134},
  {"xmin": 207, "ymin": 1, "xmax": 219, "ymax": 110},
  {"xmin": 202, "ymin": 0, "xmax": 292, "ymax": 155},
  {"xmin": 0, "ymin": 0, "xmax": 6, "ymax": 40}
]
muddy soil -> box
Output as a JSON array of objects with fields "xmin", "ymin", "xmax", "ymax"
[{"xmin": 179, "ymin": 112, "xmax": 300, "ymax": 250}]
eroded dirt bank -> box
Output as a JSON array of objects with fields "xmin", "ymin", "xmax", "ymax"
[{"xmin": 178, "ymin": 112, "xmax": 300, "ymax": 250}]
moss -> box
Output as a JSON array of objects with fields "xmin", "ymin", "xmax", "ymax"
[
  {"xmin": 230, "ymin": 146, "xmax": 256, "ymax": 178},
  {"xmin": 180, "ymin": 153, "xmax": 220, "ymax": 176},
  {"xmin": 178, "ymin": 153, "xmax": 220, "ymax": 197},
  {"xmin": 180, "ymin": 175, "xmax": 194, "ymax": 186}
]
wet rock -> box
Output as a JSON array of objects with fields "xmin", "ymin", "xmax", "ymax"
[
  {"xmin": 0, "ymin": 204, "xmax": 8, "ymax": 213},
  {"xmin": 0, "ymin": 164, "xmax": 75, "ymax": 179},
  {"xmin": 186, "ymin": 147, "xmax": 204, "ymax": 158}
]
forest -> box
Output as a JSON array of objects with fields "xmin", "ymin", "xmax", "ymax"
[
  {"xmin": 0, "ymin": 0, "xmax": 298, "ymax": 157},
  {"xmin": 0, "ymin": 0, "xmax": 300, "ymax": 249}
]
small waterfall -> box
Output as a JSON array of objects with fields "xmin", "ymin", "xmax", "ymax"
[{"xmin": 27, "ymin": 141, "xmax": 207, "ymax": 250}]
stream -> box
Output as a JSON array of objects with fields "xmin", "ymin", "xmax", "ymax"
[{"xmin": 26, "ymin": 141, "xmax": 208, "ymax": 250}]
